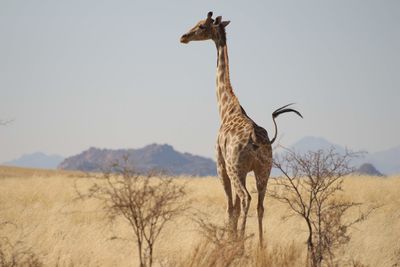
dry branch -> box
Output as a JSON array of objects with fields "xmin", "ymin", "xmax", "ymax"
[{"xmin": 270, "ymin": 147, "xmax": 377, "ymax": 267}]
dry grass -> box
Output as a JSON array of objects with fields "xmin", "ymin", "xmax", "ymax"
[{"xmin": 0, "ymin": 165, "xmax": 399, "ymax": 266}]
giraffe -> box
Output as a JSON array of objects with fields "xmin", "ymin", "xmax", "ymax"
[{"xmin": 180, "ymin": 12, "xmax": 302, "ymax": 245}]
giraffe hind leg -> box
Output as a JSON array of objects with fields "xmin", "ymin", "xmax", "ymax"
[{"xmin": 254, "ymin": 167, "xmax": 271, "ymax": 247}]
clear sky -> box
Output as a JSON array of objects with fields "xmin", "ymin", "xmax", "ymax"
[{"xmin": 1, "ymin": 0, "xmax": 399, "ymax": 162}]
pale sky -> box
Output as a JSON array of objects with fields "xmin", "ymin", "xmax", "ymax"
[{"xmin": 1, "ymin": 0, "xmax": 399, "ymax": 162}]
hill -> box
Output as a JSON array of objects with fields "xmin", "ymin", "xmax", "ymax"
[
  {"xmin": 286, "ymin": 136, "xmax": 400, "ymax": 175},
  {"xmin": 356, "ymin": 163, "xmax": 384, "ymax": 176},
  {"xmin": 363, "ymin": 145, "xmax": 400, "ymax": 175},
  {"xmin": 290, "ymin": 136, "xmax": 346, "ymax": 154},
  {"xmin": 3, "ymin": 152, "xmax": 64, "ymax": 169},
  {"xmin": 58, "ymin": 144, "xmax": 217, "ymax": 176}
]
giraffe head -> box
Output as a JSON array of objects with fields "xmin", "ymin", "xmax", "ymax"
[{"xmin": 180, "ymin": 11, "xmax": 230, "ymax": 44}]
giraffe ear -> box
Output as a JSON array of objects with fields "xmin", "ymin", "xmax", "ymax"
[
  {"xmin": 221, "ymin": 21, "xmax": 230, "ymax": 28},
  {"xmin": 206, "ymin": 11, "xmax": 214, "ymax": 25}
]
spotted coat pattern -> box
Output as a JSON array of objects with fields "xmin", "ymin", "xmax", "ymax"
[{"xmin": 181, "ymin": 12, "xmax": 273, "ymax": 244}]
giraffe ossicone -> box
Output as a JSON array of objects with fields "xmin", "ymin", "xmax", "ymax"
[{"xmin": 180, "ymin": 11, "xmax": 302, "ymax": 246}]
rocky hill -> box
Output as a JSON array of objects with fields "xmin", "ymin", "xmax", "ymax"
[
  {"xmin": 356, "ymin": 163, "xmax": 384, "ymax": 176},
  {"xmin": 58, "ymin": 144, "xmax": 217, "ymax": 177}
]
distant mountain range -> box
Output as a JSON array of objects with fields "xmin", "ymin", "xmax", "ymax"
[
  {"xmin": 58, "ymin": 144, "xmax": 217, "ymax": 177},
  {"xmin": 288, "ymin": 136, "xmax": 400, "ymax": 175},
  {"xmin": 289, "ymin": 136, "xmax": 346, "ymax": 154},
  {"xmin": 3, "ymin": 152, "xmax": 64, "ymax": 169},
  {"xmin": 3, "ymin": 137, "xmax": 399, "ymax": 176}
]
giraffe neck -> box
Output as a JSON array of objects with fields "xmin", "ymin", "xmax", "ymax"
[{"xmin": 215, "ymin": 42, "xmax": 242, "ymax": 123}]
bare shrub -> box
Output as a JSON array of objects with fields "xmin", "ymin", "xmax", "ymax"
[
  {"xmin": 170, "ymin": 212, "xmax": 303, "ymax": 267},
  {"xmin": 270, "ymin": 148, "xmax": 377, "ymax": 267},
  {"xmin": 76, "ymin": 158, "xmax": 187, "ymax": 267},
  {"xmin": 392, "ymin": 247, "xmax": 400, "ymax": 267},
  {"xmin": 171, "ymin": 236, "xmax": 302, "ymax": 267},
  {"xmin": 190, "ymin": 212, "xmax": 249, "ymax": 266},
  {"xmin": 255, "ymin": 243, "xmax": 303, "ymax": 267},
  {"xmin": 0, "ymin": 220, "xmax": 42, "ymax": 267}
]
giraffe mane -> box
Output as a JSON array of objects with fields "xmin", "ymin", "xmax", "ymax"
[{"xmin": 216, "ymin": 24, "xmax": 227, "ymax": 45}]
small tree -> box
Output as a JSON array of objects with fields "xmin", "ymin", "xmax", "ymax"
[
  {"xmin": 76, "ymin": 159, "xmax": 187, "ymax": 267},
  {"xmin": 270, "ymin": 148, "xmax": 374, "ymax": 267}
]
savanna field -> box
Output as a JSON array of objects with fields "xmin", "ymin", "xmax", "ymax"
[{"xmin": 0, "ymin": 166, "xmax": 399, "ymax": 266}]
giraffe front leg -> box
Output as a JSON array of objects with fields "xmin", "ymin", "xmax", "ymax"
[
  {"xmin": 239, "ymin": 189, "xmax": 251, "ymax": 239},
  {"xmin": 216, "ymin": 147, "xmax": 234, "ymax": 232},
  {"xmin": 227, "ymin": 169, "xmax": 250, "ymax": 240}
]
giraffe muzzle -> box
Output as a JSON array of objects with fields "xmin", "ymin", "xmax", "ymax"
[{"xmin": 180, "ymin": 34, "xmax": 190, "ymax": 44}]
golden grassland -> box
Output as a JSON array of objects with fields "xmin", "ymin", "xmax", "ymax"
[{"xmin": 0, "ymin": 165, "xmax": 399, "ymax": 266}]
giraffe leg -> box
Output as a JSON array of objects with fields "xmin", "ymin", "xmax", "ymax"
[
  {"xmin": 216, "ymin": 147, "xmax": 234, "ymax": 231},
  {"xmin": 239, "ymin": 178, "xmax": 251, "ymax": 239},
  {"xmin": 227, "ymin": 169, "xmax": 250, "ymax": 239},
  {"xmin": 254, "ymin": 168, "xmax": 271, "ymax": 247},
  {"xmin": 232, "ymin": 193, "xmax": 241, "ymax": 237}
]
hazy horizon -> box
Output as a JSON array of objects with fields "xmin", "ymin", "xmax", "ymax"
[
  {"xmin": 0, "ymin": 135, "xmax": 346, "ymax": 161},
  {"xmin": 1, "ymin": 1, "xmax": 399, "ymax": 163},
  {"xmin": 3, "ymin": 134, "xmax": 400, "ymax": 163}
]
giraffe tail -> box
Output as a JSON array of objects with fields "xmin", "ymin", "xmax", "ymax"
[{"xmin": 270, "ymin": 103, "xmax": 303, "ymax": 144}]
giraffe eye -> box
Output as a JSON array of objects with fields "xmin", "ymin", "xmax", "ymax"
[{"xmin": 199, "ymin": 25, "xmax": 206, "ymax": 30}]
